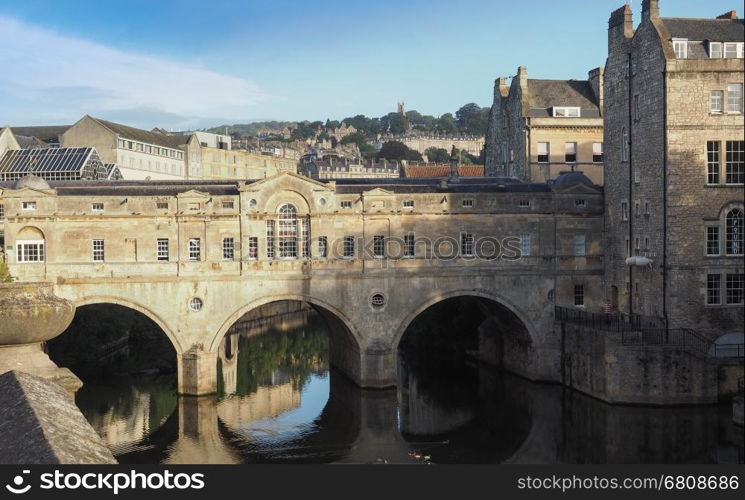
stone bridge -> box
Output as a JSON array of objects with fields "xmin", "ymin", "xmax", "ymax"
[{"xmin": 0, "ymin": 172, "xmax": 604, "ymax": 395}]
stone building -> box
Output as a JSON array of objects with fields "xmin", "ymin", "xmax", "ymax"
[
  {"xmin": 485, "ymin": 66, "xmax": 605, "ymax": 185},
  {"xmin": 603, "ymin": 0, "xmax": 744, "ymax": 338}
]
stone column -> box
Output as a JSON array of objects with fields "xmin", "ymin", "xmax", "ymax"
[{"xmin": 178, "ymin": 344, "xmax": 217, "ymax": 396}]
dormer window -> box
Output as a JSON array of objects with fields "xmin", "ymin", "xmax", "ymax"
[
  {"xmin": 673, "ymin": 39, "xmax": 688, "ymax": 59},
  {"xmin": 709, "ymin": 42, "xmax": 722, "ymax": 58},
  {"xmin": 724, "ymin": 42, "xmax": 744, "ymax": 59},
  {"xmin": 552, "ymin": 107, "xmax": 580, "ymax": 117}
]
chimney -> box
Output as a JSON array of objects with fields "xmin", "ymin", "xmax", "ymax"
[
  {"xmin": 496, "ymin": 76, "xmax": 509, "ymax": 98},
  {"xmin": 609, "ymin": 5, "xmax": 634, "ymax": 46},
  {"xmin": 588, "ymin": 67, "xmax": 604, "ymax": 115},
  {"xmin": 642, "ymin": 0, "xmax": 659, "ymax": 22},
  {"xmin": 517, "ymin": 66, "xmax": 528, "ymax": 90},
  {"xmin": 717, "ymin": 10, "xmax": 737, "ymax": 19}
]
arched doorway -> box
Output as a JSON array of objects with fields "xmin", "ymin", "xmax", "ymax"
[
  {"xmin": 394, "ymin": 293, "xmax": 534, "ymax": 463},
  {"xmin": 46, "ymin": 303, "xmax": 179, "ymax": 458}
]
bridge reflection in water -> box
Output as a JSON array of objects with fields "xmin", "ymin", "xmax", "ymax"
[{"xmin": 71, "ymin": 303, "xmax": 743, "ymax": 464}]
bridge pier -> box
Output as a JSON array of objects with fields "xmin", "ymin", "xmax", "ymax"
[{"xmin": 178, "ymin": 345, "xmax": 218, "ymax": 396}]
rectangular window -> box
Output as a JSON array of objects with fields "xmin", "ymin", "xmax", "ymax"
[
  {"xmin": 301, "ymin": 218, "xmax": 310, "ymax": 258},
  {"xmin": 157, "ymin": 238, "xmax": 169, "ymax": 261},
  {"xmin": 724, "ymin": 42, "xmax": 740, "ymax": 59},
  {"xmin": 0, "ymin": 204, "xmax": 4, "ymax": 222},
  {"xmin": 373, "ymin": 235, "xmax": 385, "ymax": 258},
  {"xmin": 711, "ymin": 90, "xmax": 724, "ymax": 113},
  {"xmin": 634, "ymin": 201, "xmax": 640, "ymax": 217},
  {"xmin": 266, "ymin": 220, "xmax": 275, "ymax": 259},
  {"xmin": 21, "ymin": 201, "xmax": 36, "ymax": 211},
  {"xmin": 318, "ymin": 236, "xmax": 328, "ymax": 258},
  {"xmin": 537, "ymin": 142, "xmax": 549, "ymax": 163},
  {"xmin": 634, "ymin": 95, "xmax": 640, "ymax": 121},
  {"xmin": 156, "ymin": 201, "xmax": 169, "ymax": 210},
  {"xmin": 461, "ymin": 232, "xmax": 474, "ymax": 257},
  {"xmin": 222, "ymin": 237, "xmax": 235, "ymax": 260},
  {"xmin": 564, "ymin": 142, "xmax": 577, "ymax": 163},
  {"xmin": 519, "ymin": 234, "xmax": 531, "ymax": 256},
  {"xmin": 709, "ymin": 42, "xmax": 722, "ymax": 58},
  {"xmin": 726, "ymin": 273, "xmax": 744, "ymax": 305},
  {"xmin": 673, "ymin": 39, "xmax": 687, "ymax": 59},
  {"xmin": 343, "ymin": 236, "xmax": 355, "ymax": 258},
  {"xmin": 635, "ymin": 237, "xmax": 640, "ymax": 253},
  {"xmin": 221, "ymin": 201, "xmax": 234, "ymax": 210},
  {"xmin": 91, "ymin": 203, "xmax": 104, "ymax": 211},
  {"xmin": 519, "ymin": 199, "xmax": 531, "ymax": 208},
  {"xmin": 553, "ymin": 107, "xmax": 580, "ymax": 117},
  {"xmin": 706, "ymin": 226, "xmax": 720, "ymax": 256},
  {"xmin": 592, "ymin": 143, "xmax": 603, "ymax": 163},
  {"xmin": 708, "ymin": 274, "xmax": 722, "ymax": 305},
  {"xmin": 247, "ymin": 237, "xmax": 258, "ymax": 260},
  {"xmin": 725, "ymin": 140, "xmax": 744, "ymax": 184},
  {"xmin": 462, "ymin": 199, "xmax": 474, "ymax": 208},
  {"xmin": 644, "ymin": 237, "xmax": 649, "ymax": 250},
  {"xmin": 188, "ymin": 238, "xmax": 201, "ymax": 261},
  {"xmin": 574, "ymin": 284, "xmax": 585, "ymax": 307},
  {"xmin": 404, "ymin": 233, "xmax": 415, "ymax": 258},
  {"xmin": 575, "ymin": 199, "xmax": 586, "ymax": 208},
  {"xmin": 728, "ymin": 83, "xmax": 743, "ymax": 113},
  {"xmin": 622, "ymin": 128, "xmax": 629, "ymax": 162},
  {"xmin": 16, "ymin": 240, "xmax": 45, "ymax": 263},
  {"xmin": 403, "ymin": 200, "xmax": 414, "ymax": 209},
  {"xmin": 340, "ymin": 200, "xmax": 352, "ymax": 209},
  {"xmin": 621, "ymin": 202, "xmax": 629, "ymax": 221},
  {"xmin": 644, "ymin": 201, "xmax": 650, "ymax": 216},
  {"xmin": 573, "ymin": 235, "xmax": 586, "ymax": 256},
  {"xmin": 707, "ymin": 141, "xmax": 721, "ymax": 184},
  {"xmin": 92, "ymin": 239, "xmax": 105, "ymax": 262}
]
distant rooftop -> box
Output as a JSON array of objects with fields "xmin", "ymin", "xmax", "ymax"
[
  {"xmin": 660, "ymin": 17, "xmax": 744, "ymax": 42},
  {"xmin": 527, "ymin": 80, "xmax": 601, "ymax": 117}
]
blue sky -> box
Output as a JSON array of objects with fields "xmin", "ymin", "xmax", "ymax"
[{"xmin": 0, "ymin": 0, "xmax": 738, "ymax": 129}]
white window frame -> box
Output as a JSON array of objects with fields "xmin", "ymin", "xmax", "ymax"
[
  {"xmin": 402, "ymin": 200, "xmax": 415, "ymax": 209},
  {"xmin": 0, "ymin": 203, "xmax": 5, "ymax": 222},
  {"xmin": 340, "ymin": 200, "xmax": 353, "ymax": 209},
  {"xmin": 404, "ymin": 233, "xmax": 415, "ymax": 258},
  {"xmin": 21, "ymin": 201, "xmax": 37, "ymax": 211},
  {"xmin": 707, "ymin": 140, "xmax": 721, "ymax": 184},
  {"xmin": 519, "ymin": 199, "xmax": 531, "ymax": 208},
  {"xmin": 188, "ymin": 238, "xmax": 201, "ymax": 261},
  {"xmin": 710, "ymin": 90, "xmax": 724, "ymax": 113},
  {"xmin": 575, "ymin": 199, "xmax": 586, "ymax": 208},
  {"xmin": 565, "ymin": 142, "xmax": 577, "ymax": 164},
  {"xmin": 462, "ymin": 199, "xmax": 474, "ymax": 208},
  {"xmin": 707, "ymin": 273, "xmax": 721, "ymax": 305},
  {"xmin": 221, "ymin": 200, "xmax": 234, "ymax": 210},
  {"xmin": 461, "ymin": 232, "xmax": 474, "ymax": 257},
  {"xmin": 725, "ymin": 140, "xmax": 744, "ymax": 185},
  {"xmin": 373, "ymin": 235, "xmax": 385, "ymax": 258},
  {"xmin": 573, "ymin": 234, "xmax": 586, "ymax": 256},
  {"xmin": 552, "ymin": 107, "xmax": 580, "ymax": 117},
  {"xmin": 705, "ymin": 224, "xmax": 720, "ymax": 256},
  {"xmin": 709, "ymin": 41, "xmax": 722, "ymax": 58},
  {"xmin": 726, "ymin": 273, "xmax": 744, "ymax": 305},
  {"xmin": 92, "ymin": 239, "xmax": 105, "ymax": 262},
  {"xmin": 156, "ymin": 238, "xmax": 169, "ymax": 261},
  {"xmin": 222, "ymin": 237, "xmax": 235, "ymax": 260},
  {"xmin": 519, "ymin": 234, "xmax": 531, "ymax": 257},
  {"xmin": 248, "ymin": 237, "xmax": 258, "ymax": 260},
  {"xmin": 537, "ymin": 142, "xmax": 550, "ymax": 163},
  {"xmin": 343, "ymin": 235, "xmax": 355, "ymax": 259},
  {"xmin": 318, "ymin": 236, "xmax": 328, "ymax": 258},
  {"xmin": 727, "ymin": 83, "xmax": 743, "ymax": 114},
  {"xmin": 91, "ymin": 202, "xmax": 104, "ymax": 212},
  {"xmin": 592, "ymin": 142, "xmax": 603, "ymax": 163},
  {"xmin": 723, "ymin": 42, "xmax": 743, "ymax": 59},
  {"xmin": 16, "ymin": 239, "xmax": 45, "ymax": 263},
  {"xmin": 672, "ymin": 39, "xmax": 688, "ymax": 59}
]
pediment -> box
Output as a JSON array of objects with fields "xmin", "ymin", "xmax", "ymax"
[
  {"xmin": 552, "ymin": 183, "xmax": 600, "ymax": 194},
  {"xmin": 3, "ymin": 186, "xmax": 57, "ymax": 197},
  {"xmin": 362, "ymin": 188, "xmax": 394, "ymax": 197},
  {"xmin": 176, "ymin": 189, "xmax": 211, "ymax": 199},
  {"xmin": 239, "ymin": 171, "xmax": 334, "ymax": 194}
]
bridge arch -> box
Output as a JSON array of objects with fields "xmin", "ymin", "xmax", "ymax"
[
  {"xmin": 73, "ymin": 296, "xmax": 184, "ymax": 354},
  {"xmin": 393, "ymin": 289, "xmax": 538, "ymax": 349},
  {"xmin": 209, "ymin": 294, "xmax": 364, "ymax": 355}
]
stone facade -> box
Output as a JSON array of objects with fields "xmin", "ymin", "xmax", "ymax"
[
  {"xmin": 603, "ymin": 0, "xmax": 744, "ymax": 339},
  {"xmin": 485, "ymin": 66, "xmax": 605, "ymax": 185},
  {"xmin": 372, "ymin": 134, "xmax": 485, "ymax": 157},
  {"xmin": 0, "ymin": 172, "xmax": 603, "ymax": 394}
]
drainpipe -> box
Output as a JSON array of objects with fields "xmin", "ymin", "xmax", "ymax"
[
  {"xmin": 662, "ymin": 69, "xmax": 668, "ymax": 329},
  {"xmin": 627, "ymin": 51, "xmax": 634, "ymax": 317}
]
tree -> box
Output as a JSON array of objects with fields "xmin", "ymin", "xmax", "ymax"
[
  {"xmin": 436, "ymin": 113, "xmax": 458, "ymax": 135},
  {"xmin": 290, "ymin": 122, "xmax": 316, "ymax": 141},
  {"xmin": 340, "ymin": 132, "xmax": 376, "ymax": 155},
  {"xmin": 456, "ymin": 103, "xmax": 490, "ymax": 135},
  {"xmin": 376, "ymin": 141, "xmax": 422, "ymax": 162},
  {"xmin": 380, "ymin": 112, "xmax": 409, "ymax": 135},
  {"xmin": 325, "ymin": 119, "xmax": 340, "ymax": 129},
  {"xmin": 425, "ymin": 147, "xmax": 450, "ymax": 163}
]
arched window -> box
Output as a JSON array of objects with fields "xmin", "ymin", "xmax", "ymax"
[
  {"xmin": 16, "ymin": 226, "xmax": 45, "ymax": 263},
  {"xmin": 726, "ymin": 208, "xmax": 743, "ymax": 255},
  {"xmin": 278, "ymin": 203, "xmax": 298, "ymax": 258}
]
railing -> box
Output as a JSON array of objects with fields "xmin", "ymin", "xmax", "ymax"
[
  {"xmin": 555, "ymin": 306, "xmax": 712, "ymax": 358},
  {"xmin": 620, "ymin": 328, "xmax": 711, "ymax": 357}
]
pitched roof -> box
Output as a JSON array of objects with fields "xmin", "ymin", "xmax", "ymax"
[
  {"xmin": 0, "ymin": 148, "xmax": 106, "ymax": 179},
  {"xmin": 10, "ymin": 126, "xmax": 70, "ymax": 144},
  {"xmin": 527, "ymin": 80, "xmax": 600, "ymax": 114},
  {"xmin": 14, "ymin": 135, "xmax": 50, "ymax": 149},
  {"xmin": 660, "ymin": 18, "xmax": 744, "ymax": 42},
  {"xmin": 91, "ymin": 117, "xmax": 186, "ymax": 150},
  {"xmin": 403, "ymin": 165, "xmax": 485, "ymax": 178}
]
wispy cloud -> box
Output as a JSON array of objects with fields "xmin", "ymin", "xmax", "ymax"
[{"xmin": 0, "ymin": 16, "xmax": 269, "ymax": 129}]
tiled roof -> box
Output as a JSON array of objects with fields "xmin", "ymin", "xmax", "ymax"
[
  {"xmin": 660, "ymin": 18, "xmax": 744, "ymax": 42},
  {"xmin": 527, "ymin": 80, "xmax": 600, "ymax": 113},
  {"xmin": 403, "ymin": 165, "xmax": 485, "ymax": 178},
  {"xmin": 92, "ymin": 117, "xmax": 186, "ymax": 150},
  {"xmin": 9, "ymin": 126, "xmax": 70, "ymax": 144}
]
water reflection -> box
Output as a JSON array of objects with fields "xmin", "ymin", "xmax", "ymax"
[{"xmin": 72, "ymin": 304, "xmax": 743, "ymax": 464}]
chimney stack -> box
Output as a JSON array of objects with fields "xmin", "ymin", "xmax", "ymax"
[
  {"xmin": 642, "ymin": 0, "xmax": 659, "ymax": 22},
  {"xmin": 608, "ymin": 5, "xmax": 633, "ymax": 49},
  {"xmin": 588, "ymin": 67, "xmax": 604, "ymax": 116},
  {"xmin": 717, "ymin": 10, "xmax": 738, "ymax": 19}
]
